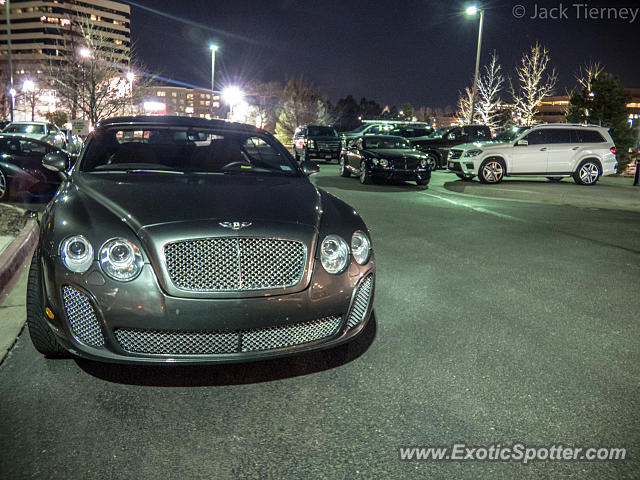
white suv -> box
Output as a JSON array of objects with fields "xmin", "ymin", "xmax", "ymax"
[{"xmin": 447, "ymin": 124, "xmax": 617, "ymax": 185}]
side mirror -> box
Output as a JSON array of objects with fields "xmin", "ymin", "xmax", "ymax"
[
  {"xmin": 516, "ymin": 139, "xmax": 529, "ymax": 146},
  {"xmin": 43, "ymin": 152, "xmax": 70, "ymax": 173},
  {"xmin": 301, "ymin": 160, "xmax": 320, "ymax": 176}
]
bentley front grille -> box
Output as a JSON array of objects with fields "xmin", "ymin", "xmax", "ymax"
[
  {"xmin": 241, "ymin": 316, "xmax": 342, "ymax": 352},
  {"xmin": 347, "ymin": 274, "xmax": 374, "ymax": 329},
  {"xmin": 62, "ymin": 285, "xmax": 105, "ymax": 347},
  {"xmin": 114, "ymin": 329, "xmax": 239, "ymax": 355},
  {"xmin": 114, "ymin": 316, "xmax": 343, "ymax": 355},
  {"xmin": 164, "ymin": 237, "xmax": 307, "ymax": 292}
]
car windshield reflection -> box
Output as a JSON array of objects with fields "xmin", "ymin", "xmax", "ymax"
[{"xmin": 81, "ymin": 127, "xmax": 299, "ymax": 176}]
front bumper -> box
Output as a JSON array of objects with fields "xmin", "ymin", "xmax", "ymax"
[
  {"xmin": 447, "ymin": 159, "xmax": 476, "ymax": 175},
  {"xmin": 39, "ymin": 253, "xmax": 375, "ymax": 364},
  {"xmin": 370, "ymin": 166, "xmax": 430, "ymax": 182},
  {"xmin": 307, "ymin": 148, "xmax": 341, "ymax": 160}
]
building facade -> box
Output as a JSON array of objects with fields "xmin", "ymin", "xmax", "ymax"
[{"xmin": 141, "ymin": 85, "xmax": 221, "ymax": 119}]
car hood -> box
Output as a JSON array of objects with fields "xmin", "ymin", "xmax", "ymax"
[
  {"xmin": 73, "ymin": 172, "xmax": 322, "ymax": 233},
  {"xmin": 365, "ymin": 148, "xmax": 425, "ymax": 159}
]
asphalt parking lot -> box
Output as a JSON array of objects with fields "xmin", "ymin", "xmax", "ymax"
[{"xmin": 1, "ymin": 167, "xmax": 639, "ymax": 479}]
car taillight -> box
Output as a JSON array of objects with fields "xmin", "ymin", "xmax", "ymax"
[{"xmin": 610, "ymin": 147, "xmax": 616, "ymax": 155}]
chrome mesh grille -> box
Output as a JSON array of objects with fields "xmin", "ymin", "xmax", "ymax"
[
  {"xmin": 164, "ymin": 237, "xmax": 306, "ymax": 291},
  {"xmin": 114, "ymin": 329, "xmax": 239, "ymax": 355},
  {"xmin": 114, "ymin": 316, "xmax": 342, "ymax": 356},
  {"xmin": 62, "ymin": 285, "xmax": 105, "ymax": 347},
  {"xmin": 241, "ymin": 316, "xmax": 342, "ymax": 352},
  {"xmin": 347, "ymin": 275, "xmax": 374, "ymax": 329}
]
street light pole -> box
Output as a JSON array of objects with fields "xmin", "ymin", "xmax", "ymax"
[
  {"xmin": 209, "ymin": 44, "xmax": 218, "ymax": 118},
  {"xmin": 4, "ymin": 0, "xmax": 14, "ymax": 121},
  {"xmin": 466, "ymin": 5, "xmax": 484, "ymax": 124}
]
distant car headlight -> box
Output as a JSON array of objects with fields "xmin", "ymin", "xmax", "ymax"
[
  {"xmin": 463, "ymin": 149, "xmax": 482, "ymax": 157},
  {"xmin": 351, "ymin": 231, "xmax": 371, "ymax": 265},
  {"xmin": 60, "ymin": 235, "xmax": 94, "ymax": 273},
  {"xmin": 320, "ymin": 235, "xmax": 349, "ymax": 274},
  {"xmin": 379, "ymin": 158, "xmax": 389, "ymax": 167},
  {"xmin": 420, "ymin": 158, "xmax": 427, "ymax": 168},
  {"xmin": 99, "ymin": 238, "xmax": 144, "ymax": 281},
  {"xmin": 307, "ymin": 139, "xmax": 316, "ymax": 149}
]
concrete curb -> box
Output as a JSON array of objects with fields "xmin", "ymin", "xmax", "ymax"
[{"xmin": 0, "ymin": 219, "xmax": 39, "ymax": 301}]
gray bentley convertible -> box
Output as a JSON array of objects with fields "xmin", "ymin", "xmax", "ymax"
[{"xmin": 27, "ymin": 116, "xmax": 375, "ymax": 364}]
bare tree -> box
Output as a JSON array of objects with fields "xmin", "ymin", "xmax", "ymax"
[
  {"xmin": 47, "ymin": 14, "xmax": 152, "ymax": 124},
  {"xmin": 510, "ymin": 43, "xmax": 557, "ymax": 125},
  {"xmin": 476, "ymin": 51, "xmax": 504, "ymax": 129},
  {"xmin": 456, "ymin": 86, "xmax": 477, "ymax": 124},
  {"xmin": 575, "ymin": 61, "xmax": 604, "ymax": 93}
]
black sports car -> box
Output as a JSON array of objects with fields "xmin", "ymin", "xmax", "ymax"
[
  {"xmin": 27, "ymin": 116, "xmax": 375, "ymax": 364},
  {"xmin": 339, "ymin": 135, "xmax": 430, "ymax": 186},
  {"xmin": 0, "ymin": 134, "xmax": 68, "ymax": 201}
]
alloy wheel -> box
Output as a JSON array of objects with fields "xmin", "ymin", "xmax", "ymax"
[
  {"xmin": 481, "ymin": 161, "xmax": 504, "ymax": 183},
  {"xmin": 0, "ymin": 169, "xmax": 7, "ymax": 200},
  {"xmin": 579, "ymin": 163, "xmax": 599, "ymax": 185},
  {"xmin": 427, "ymin": 154, "xmax": 437, "ymax": 171}
]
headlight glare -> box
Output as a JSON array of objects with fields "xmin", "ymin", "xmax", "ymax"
[
  {"xmin": 351, "ymin": 231, "xmax": 371, "ymax": 265},
  {"xmin": 99, "ymin": 238, "xmax": 143, "ymax": 281},
  {"xmin": 60, "ymin": 235, "xmax": 94, "ymax": 273},
  {"xmin": 320, "ymin": 235, "xmax": 349, "ymax": 274},
  {"xmin": 379, "ymin": 158, "xmax": 389, "ymax": 167}
]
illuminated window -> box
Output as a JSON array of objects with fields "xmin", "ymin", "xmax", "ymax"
[{"xmin": 157, "ymin": 91, "xmax": 166, "ymax": 97}]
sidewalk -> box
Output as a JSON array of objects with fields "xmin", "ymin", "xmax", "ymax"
[{"xmin": 0, "ymin": 204, "xmax": 39, "ymax": 363}]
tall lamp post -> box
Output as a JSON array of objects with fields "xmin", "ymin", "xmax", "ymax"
[
  {"xmin": 23, "ymin": 79, "xmax": 35, "ymax": 121},
  {"xmin": 465, "ymin": 5, "xmax": 484, "ymax": 124},
  {"xmin": 209, "ymin": 44, "xmax": 218, "ymax": 118},
  {"xmin": 4, "ymin": 0, "xmax": 14, "ymax": 121}
]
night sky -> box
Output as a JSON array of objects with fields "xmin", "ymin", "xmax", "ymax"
[{"xmin": 127, "ymin": 0, "xmax": 640, "ymax": 109}]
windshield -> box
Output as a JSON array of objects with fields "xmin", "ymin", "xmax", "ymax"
[
  {"xmin": 3, "ymin": 123, "xmax": 45, "ymax": 135},
  {"xmin": 80, "ymin": 126, "xmax": 299, "ymax": 176},
  {"xmin": 363, "ymin": 136, "xmax": 412, "ymax": 150},
  {"xmin": 494, "ymin": 127, "xmax": 528, "ymax": 142},
  {"xmin": 307, "ymin": 126, "xmax": 337, "ymax": 137}
]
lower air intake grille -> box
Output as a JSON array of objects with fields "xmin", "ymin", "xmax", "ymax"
[
  {"xmin": 114, "ymin": 316, "xmax": 343, "ymax": 356},
  {"xmin": 62, "ymin": 285, "xmax": 105, "ymax": 347},
  {"xmin": 347, "ymin": 275, "xmax": 374, "ymax": 329},
  {"xmin": 114, "ymin": 329, "xmax": 239, "ymax": 355},
  {"xmin": 241, "ymin": 316, "xmax": 342, "ymax": 352}
]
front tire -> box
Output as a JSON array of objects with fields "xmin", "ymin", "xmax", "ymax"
[
  {"xmin": 479, "ymin": 159, "xmax": 505, "ymax": 184},
  {"xmin": 0, "ymin": 168, "xmax": 9, "ymax": 201},
  {"xmin": 26, "ymin": 252, "xmax": 66, "ymax": 357},
  {"xmin": 359, "ymin": 161, "xmax": 373, "ymax": 185},
  {"xmin": 416, "ymin": 178, "xmax": 428, "ymax": 186},
  {"xmin": 573, "ymin": 160, "xmax": 601, "ymax": 185},
  {"xmin": 339, "ymin": 157, "xmax": 351, "ymax": 177},
  {"xmin": 426, "ymin": 153, "xmax": 438, "ymax": 171}
]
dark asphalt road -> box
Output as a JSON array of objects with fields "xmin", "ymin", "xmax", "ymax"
[{"xmin": 1, "ymin": 168, "xmax": 639, "ymax": 479}]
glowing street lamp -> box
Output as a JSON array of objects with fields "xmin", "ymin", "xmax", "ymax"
[
  {"xmin": 222, "ymin": 86, "xmax": 244, "ymax": 120},
  {"xmin": 78, "ymin": 47, "xmax": 91, "ymax": 120},
  {"xmin": 465, "ymin": 4, "xmax": 484, "ymax": 124},
  {"xmin": 209, "ymin": 44, "xmax": 218, "ymax": 117}
]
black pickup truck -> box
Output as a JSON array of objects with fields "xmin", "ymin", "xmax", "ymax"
[{"xmin": 410, "ymin": 125, "xmax": 491, "ymax": 170}]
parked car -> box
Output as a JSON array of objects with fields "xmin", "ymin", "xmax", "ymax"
[
  {"xmin": 292, "ymin": 125, "xmax": 341, "ymax": 162},
  {"xmin": 0, "ymin": 134, "xmax": 68, "ymax": 201},
  {"xmin": 60, "ymin": 128, "xmax": 85, "ymax": 155},
  {"xmin": 447, "ymin": 123, "xmax": 617, "ymax": 185},
  {"xmin": 339, "ymin": 135, "xmax": 430, "ymax": 186},
  {"xmin": 410, "ymin": 124, "xmax": 492, "ymax": 171},
  {"xmin": 26, "ymin": 116, "xmax": 375, "ymax": 363},
  {"xmin": 2, "ymin": 121, "xmax": 67, "ymax": 149},
  {"xmin": 341, "ymin": 121, "xmax": 432, "ymax": 145}
]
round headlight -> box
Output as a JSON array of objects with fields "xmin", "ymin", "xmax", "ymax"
[
  {"xmin": 99, "ymin": 238, "xmax": 143, "ymax": 281},
  {"xmin": 320, "ymin": 235, "xmax": 349, "ymax": 274},
  {"xmin": 420, "ymin": 158, "xmax": 427, "ymax": 168},
  {"xmin": 60, "ymin": 235, "xmax": 94, "ymax": 273},
  {"xmin": 379, "ymin": 158, "xmax": 389, "ymax": 167},
  {"xmin": 351, "ymin": 231, "xmax": 371, "ymax": 265}
]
